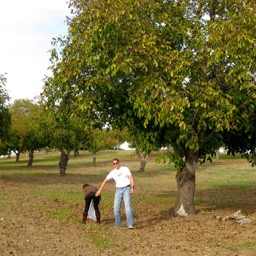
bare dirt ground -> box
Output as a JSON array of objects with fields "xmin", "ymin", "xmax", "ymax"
[
  {"xmin": 0, "ymin": 155, "xmax": 256, "ymax": 256},
  {"xmin": 1, "ymin": 179, "xmax": 256, "ymax": 256}
]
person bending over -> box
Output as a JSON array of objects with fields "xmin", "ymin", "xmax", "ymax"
[{"xmin": 82, "ymin": 184, "xmax": 101, "ymax": 224}]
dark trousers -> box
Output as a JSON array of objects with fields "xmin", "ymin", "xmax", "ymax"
[{"xmin": 84, "ymin": 192, "xmax": 100, "ymax": 215}]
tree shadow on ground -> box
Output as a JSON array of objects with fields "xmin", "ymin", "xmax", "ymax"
[
  {"xmin": 195, "ymin": 187, "xmax": 256, "ymax": 213},
  {"xmin": 130, "ymin": 186, "xmax": 256, "ymax": 230},
  {"xmin": 0, "ymin": 172, "xmax": 106, "ymax": 185}
]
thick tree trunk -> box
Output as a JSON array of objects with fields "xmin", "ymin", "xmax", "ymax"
[
  {"xmin": 174, "ymin": 150, "xmax": 196, "ymax": 216},
  {"xmin": 59, "ymin": 151, "xmax": 69, "ymax": 176},
  {"xmin": 27, "ymin": 149, "xmax": 34, "ymax": 167}
]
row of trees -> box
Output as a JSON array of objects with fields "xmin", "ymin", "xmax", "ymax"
[
  {"xmin": 0, "ymin": 77, "xmax": 129, "ymax": 174},
  {"xmin": 1, "ymin": 74, "xmax": 158, "ymax": 174},
  {"xmin": 43, "ymin": 0, "xmax": 256, "ymax": 215}
]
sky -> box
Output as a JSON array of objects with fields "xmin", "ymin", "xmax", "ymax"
[{"xmin": 0, "ymin": 0, "xmax": 70, "ymax": 102}]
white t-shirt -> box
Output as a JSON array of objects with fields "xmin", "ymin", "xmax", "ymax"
[{"xmin": 106, "ymin": 166, "xmax": 132, "ymax": 188}]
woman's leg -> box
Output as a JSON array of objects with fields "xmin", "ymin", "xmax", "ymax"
[
  {"xmin": 84, "ymin": 195, "xmax": 93, "ymax": 214},
  {"xmin": 83, "ymin": 193, "xmax": 94, "ymax": 223},
  {"xmin": 93, "ymin": 195, "xmax": 101, "ymax": 223},
  {"xmin": 93, "ymin": 195, "xmax": 100, "ymax": 214}
]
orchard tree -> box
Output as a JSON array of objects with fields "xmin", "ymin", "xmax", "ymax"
[
  {"xmin": 48, "ymin": 115, "xmax": 86, "ymax": 176},
  {"xmin": 0, "ymin": 73, "xmax": 11, "ymax": 154},
  {"xmin": 8, "ymin": 99, "xmax": 48, "ymax": 165},
  {"xmin": 9, "ymin": 99, "xmax": 32, "ymax": 161},
  {"xmin": 44, "ymin": 0, "xmax": 256, "ymax": 215},
  {"xmin": 84, "ymin": 128, "xmax": 126, "ymax": 166},
  {"xmin": 24, "ymin": 101, "xmax": 51, "ymax": 166},
  {"xmin": 128, "ymin": 120, "xmax": 164, "ymax": 172}
]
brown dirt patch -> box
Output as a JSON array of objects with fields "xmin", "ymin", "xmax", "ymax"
[{"xmin": 1, "ymin": 177, "xmax": 256, "ymax": 256}]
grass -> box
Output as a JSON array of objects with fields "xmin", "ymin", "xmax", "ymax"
[
  {"xmin": 1, "ymin": 150, "xmax": 255, "ymax": 204},
  {"xmin": 227, "ymin": 242, "xmax": 256, "ymax": 252},
  {"xmin": 89, "ymin": 226, "xmax": 115, "ymax": 249},
  {"xmin": 32, "ymin": 185, "xmax": 81, "ymax": 202},
  {"xmin": 1, "ymin": 150, "xmax": 255, "ymax": 207}
]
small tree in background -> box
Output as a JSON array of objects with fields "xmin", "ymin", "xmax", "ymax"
[
  {"xmin": 84, "ymin": 128, "xmax": 126, "ymax": 166},
  {"xmin": 8, "ymin": 99, "xmax": 46, "ymax": 164},
  {"xmin": 0, "ymin": 73, "xmax": 11, "ymax": 154}
]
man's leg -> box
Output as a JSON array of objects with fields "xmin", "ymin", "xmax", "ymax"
[
  {"xmin": 123, "ymin": 187, "xmax": 133, "ymax": 228},
  {"xmin": 114, "ymin": 189, "xmax": 122, "ymax": 226}
]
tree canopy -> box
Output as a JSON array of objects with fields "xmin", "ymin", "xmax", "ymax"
[
  {"xmin": 0, "ymin": 73, "xmax": 11, "ymax": 154},
  {"xmin": 7, "ymin": 99, "xmax": 48, "ymax": 163},
  {"xmin": 43, "ymin": 0, "xmax": 256, "ymax": 215}
]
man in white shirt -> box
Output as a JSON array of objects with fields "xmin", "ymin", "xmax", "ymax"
[{"xmin": 96, "ymin": 158, "xmax": 134, "ymax": 229}]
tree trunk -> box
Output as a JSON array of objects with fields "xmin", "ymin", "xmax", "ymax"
[
  {"xmin": 59, "ymin": 150, "xmax": 69, "ymax": 176},
  {"xmin": 15, "ymin": 151, "xmax": 20, "ymax": 162},
  {"xmin": 174, "ymin": 149, "xmax": 196, "ymax": 216},
  {"xmin": 139, "ymin": 159, "xmax": 147, "ymax": 172},
  {"xmin": 27, "ymin": 149, "xmax": 34, "ymax": 167},
  {"xmin": 92, "ymin": 156, "xmax": 96, "ymax": 167},
  {"xmin": 137, "ymin": 150, "xmax": 151, "ymax": 172}
]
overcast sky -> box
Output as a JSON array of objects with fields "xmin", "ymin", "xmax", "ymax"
[{"xmin": 0, "ymin": 0, "xmax": 70, "ymax": 102}]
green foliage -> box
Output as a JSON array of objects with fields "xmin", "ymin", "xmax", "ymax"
[
  {"xmin": 7, "ymin": 99, "xmax": 50, "ymax": 158},
  {"xmin": 50, "ymin": 116, "xmax": 84, "ymax": 154},
  {"xmin": 83, "ymin": 128, "xmax": 125, "ymax": 153},
  {"xmin": 0, "ymin": 73, "xmax": 11, "ymax": 146},
  {"xmin": 43, "ymin": 0, "xmax": 256, "ymax": 170}
]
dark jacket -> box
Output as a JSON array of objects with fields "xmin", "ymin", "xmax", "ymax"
[{"xmin": 83, "ymin": 184, "xmax": 98, "ymax": 197}]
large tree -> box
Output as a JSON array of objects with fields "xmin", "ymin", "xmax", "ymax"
[{"xmin": 44, "ymin": 0, "xmax": 256, "ymax": 215}]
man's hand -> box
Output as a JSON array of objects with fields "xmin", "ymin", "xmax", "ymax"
[{"xmin": 95, "ymin": 191, "xmax": 101, "ymax": 197}]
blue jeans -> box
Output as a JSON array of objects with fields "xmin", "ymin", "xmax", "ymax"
[{"xmin": 114, "ymin": 186, "xmax": 133, "ymax": 227}]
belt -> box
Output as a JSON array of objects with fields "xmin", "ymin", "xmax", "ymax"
[{"xmin": 117, "ymin": 185, "xmax": 130, "ymax": 189}]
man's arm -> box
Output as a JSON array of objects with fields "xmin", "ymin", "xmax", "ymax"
[
  {"xmin": 96, "ymin": 178, "xmax": 108, "ymax": 197},
  {"xmin": 129, "ymin": 175, "xmax": 134, "ymax": 193}
]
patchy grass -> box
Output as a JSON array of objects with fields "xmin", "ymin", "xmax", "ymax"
[{"xmin": 1, "ymin": 150, "xmax": 256, "ymax": 255}]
